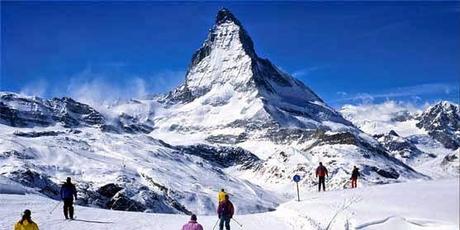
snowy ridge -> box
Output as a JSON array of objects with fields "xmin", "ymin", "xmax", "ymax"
[
  {"xmin": 0, "ymin": 124, "xmax": 278, "ymax": 215},
  {"xmin": 341, "ymin": 101, "xmax": 460, "ymax": 178},
  {"xmin": 417, "ymin": 101, "xmax": 460, "ymax": 149}
]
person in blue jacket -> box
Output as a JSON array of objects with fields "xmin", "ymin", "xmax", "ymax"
[{"xmin": 60, "ymin": 177, "xmax": 77, "ymax": 219}]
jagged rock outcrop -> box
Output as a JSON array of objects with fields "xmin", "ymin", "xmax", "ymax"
[
  {"xmin": 0, "ymin": 93, "xmax": 104, "ymax": 128},
  {"xmin": 416, "ymin": 101, "xmax": 460, "ymax": 150},
  {"xmin": 0, "ymin": 92, "xmax": 153, "ymax": 134}
]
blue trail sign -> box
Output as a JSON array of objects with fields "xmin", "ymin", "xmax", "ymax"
[{"xmin": 293, "ymin": 175, "xmax": 301, "ymax": 201}]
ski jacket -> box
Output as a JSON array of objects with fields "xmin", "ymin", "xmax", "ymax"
[
  {"xmin": 218, "ymin": 191, "xmax": 227, "ymax": 203},
  {"xmin": 316, "ymin": 165, "xmax": 328, "ymax": 177},
  {"xmin": 182, "ymin": 220, "xmax": 203, "ymax": 230},
  {"xmin": 60, "ymin": 182, "xmax": 77, "ymax": 200},
  {"xmin": 217, "ymin": 200, "xmax": 234, "ymax": 218},
  {"xmin": 14, "ymin": 220, "xmax": 39, "ymax": 230},
  {"xmin": 351, "ymin": 168, "xmax": 360, "ymax": 179}
]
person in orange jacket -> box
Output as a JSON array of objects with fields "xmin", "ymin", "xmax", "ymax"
[{"xmin": 14, "ymin": 209, "xmax": 39, "ymax": 230}]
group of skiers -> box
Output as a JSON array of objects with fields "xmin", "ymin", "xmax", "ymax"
[
  {"xmin": 315, "ymin": 162, "xmax": 361, "ymax": 191},
  {"xmin": 14, "ymin": 163, "xmax": 360, "ymax": 230}
]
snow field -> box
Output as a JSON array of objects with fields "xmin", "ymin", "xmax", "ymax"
[{"xmin": 1, "ymin": 178, "xmax": 458, "ymax": 230}]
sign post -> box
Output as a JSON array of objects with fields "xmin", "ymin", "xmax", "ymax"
[{"xmin": 293, "ymin": 175, "xmax": 301, "ymax": 202}]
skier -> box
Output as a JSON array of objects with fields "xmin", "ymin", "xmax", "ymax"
[
  {"xmin": 316, "ymin": 162, "xmax": 328, "ymax": 192},
  {"xmin": 182, "ymin": 214, "xmax": 203, "ymax": 230},
  {"xmin": 351, "ymin": 166, "xmax": 360, "ymax": 188},
  {"xmin": 14, "ymin": 209, "xmax": 39, "ymax": 230},
  {"xmin": 218, "ymin": 188, "xmax": 227, "ymax": 203},
  {"xmin": 217, "ymin": 194, "xmax": 234, "ymax": 230},
  {"xmin": 60, "ymin": 177, "xmax": 77, "ymax": 220}
]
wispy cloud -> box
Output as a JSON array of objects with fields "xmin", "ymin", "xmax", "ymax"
[
  {"xmin": 19, "ymin": 79, "xmax": 48, "ymax": 97},
  {"xmin": 15, "ymin": 65, "xmax": 186, "ymax": 114},
  {"xmin": 334, "ymin": 82, "xmax": 459, "ymax": 104},
  {"xmin": 147, "ymin": 70, "xmax": 185, "ymax": 94}
]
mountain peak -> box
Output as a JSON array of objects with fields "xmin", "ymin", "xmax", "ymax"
[
  {"xmin": 163, "ymin": 8, "xmax": 325, "ymax": 113},
  {"xmin": 216, "ymin": 8, "xmax": 240, "ymax": 25}
]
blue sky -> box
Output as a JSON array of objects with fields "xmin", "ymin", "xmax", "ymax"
[{"xmin": 1, "ymin": 2, "xmax": 459, "ymax": 107}]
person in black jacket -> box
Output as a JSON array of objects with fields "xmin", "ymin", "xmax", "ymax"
[
  {"xmin": 351, "ymin": 166, "xmax": 360, "ymax": 188},
  {"xmin": 60, "ymin": 177, "xmax": 77, "ymax": 219}
]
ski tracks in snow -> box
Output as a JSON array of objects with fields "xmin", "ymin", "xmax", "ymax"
[
  {"xmin": 275, "ymin": 194, "xmax": 362, "ymax": 230},
  {"xmin": 324, "ymin": 195, "xmax": 362, "ymax": 230},
  {"xmin": 355, "ymin": 216, "xmax": 455, "ymax": 230}
]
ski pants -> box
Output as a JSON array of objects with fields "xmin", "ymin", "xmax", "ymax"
[
  {"xmin": 63, "ymin": 198, "xmax": 74, "ymax": 219},
  {"xmin": 351, "ymin": 178, "xmax": 358, "ymax": 188},
  {"xmin": 219, "ymin": 216, "xmax": 231, "ymax": 230},
  {"xmin": 318, "ymin": 176, "xmax": 326, "ymax": 192}
]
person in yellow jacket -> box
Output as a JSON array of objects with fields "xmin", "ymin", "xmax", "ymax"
[
  {"xmin": 218, "ymin": 189, "xmax": 227, "ymax": 203},
  {"xmin": 14, "ymin": 209, "xmax": 39, "ymax": 230}
]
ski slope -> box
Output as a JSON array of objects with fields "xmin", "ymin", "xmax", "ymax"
[{"xmin": 1, "ymin": 178, "xmax": 458, "ymax": 230}]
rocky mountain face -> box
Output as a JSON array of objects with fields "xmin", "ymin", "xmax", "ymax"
[
  {"xmin": 416, "ymin": 101, "xmax": 460, "ymax": 150},
  {"xmin": 374, "ymin": 130, "xmax": 436, "ymax": 165},
  {"xmin": 0, "ymin": 93, "xmax": 104, "ymax": 128},
  {"xmin": 0, "ymin": 93, "xmax": 154, "ymax": 134},
  {"xmin": 160, "ymin": 9, "xmax": 348, "ymax": 130}
]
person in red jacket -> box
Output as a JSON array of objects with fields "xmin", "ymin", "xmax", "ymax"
[
  {"xmin": 217, "ymin": 194, "xmax": 234, "ymax": 230},
  {"xmin": 316, "ymin": 162, "xmax": 328, "ymax": 192},
  {"xmin": 182, "ymin": 214, "xmax": 203, "ymax": 230},
  {"xmin": 350, "ymin": 166, "xmax": 360, "ymax": 188}
]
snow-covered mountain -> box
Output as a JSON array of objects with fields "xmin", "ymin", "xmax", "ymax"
[
  {"xmin": 152, "ymin": 9, "xmax": 421, "ymax": 188},
  {"xmin": 158, "ymin": 9, "xmax": 349, "ymax": 133},
  {"xmin": 0, "ymin": 93, "xmax": 154, "ymax": 134},
  {"xmin": 417, "ymin": 101, "xmax": 460, "ymax": 150},
  {"xmin": 341, "ymin": 101, "xmax": 459, "ymax": 178},
  {"xmin": 0, "ymin": 95, "xmax": 278, "ymax": 214},
  {"xmin": 0, "ymin": 9, "xmax": 447, "ymax": 217}
]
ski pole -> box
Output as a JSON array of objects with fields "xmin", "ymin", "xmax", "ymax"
[
  {"xmin": 231, "ymin": 218, "xmax": 243, "ymax": 227},
  {"xmin": 49, "ymin": 201, "xmax": 62, "ymax": 214},
  {"xmin": 212, "ymin": 218, "xmax": 219, "ymax": 230}
]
